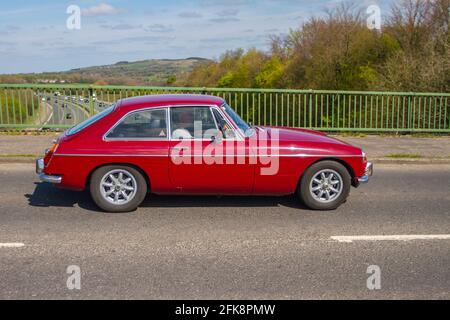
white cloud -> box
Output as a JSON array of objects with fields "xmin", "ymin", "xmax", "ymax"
[
  {"xmin": 178, "ymin": 11, "xmax": 203, "ymax": 18},
  {"xmin": 146, "ymin": 24, "xmax": 175, "ymax": 33},
  {"xmin": 82, "ymin": 3, "xmax": 126, "ymax": 16},
  {"xmin": 216, "ymin": 9, "xmax": 239, "ymax": 17}
]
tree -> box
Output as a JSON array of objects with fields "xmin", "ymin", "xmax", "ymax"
[
  {"xmin": 378, "ymin": 0, "xmax": 449, "ymax": 92},
  {"xmin": 182, "ymin": 0, "xmax": 448, "ymax": 92}
]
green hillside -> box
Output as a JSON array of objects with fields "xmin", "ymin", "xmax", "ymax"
[{"xmin": 0, "ymin": 58, "xmax": 210, "ymax": 86}]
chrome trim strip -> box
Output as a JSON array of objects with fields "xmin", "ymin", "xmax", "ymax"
[
  {"xmin": 166, "ymin": 107, "xmax": 171, "ymax": 141},
  {"xmin": 54, "ymin": 154, "xmax": 167, "ymax": 157},
  {"xmin": 103, "ymin": 104, "xmax": 244, "ymax": 142},
  {"xmin": 358, "ymin": 175, "xmax": 370, "ymax": 184},
  {"xmin": 39, "ymin": 174, "xmax": 62, "ymax": 184},
  {"xmin": 209, "ymin": 106, "xmax": 219, "ymax": 131},
  {"xmin": 358, "ymin": 162, "xmax": 374, "ymax": 184},
  {"xmin": 53, "ymin": 153, "xmax": 363, "ymax": 158},
  {"xmin": 36, "ymin": 158, "xmax": 44, "ymax": 174}
]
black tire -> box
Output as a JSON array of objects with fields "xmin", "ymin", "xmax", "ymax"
[
  {"xmin": 298, "ymin": 161, "xmax": 351, "ymax": 210},
  {"xmin": 90, "ymin": 165, "xmax": 148, "ymax": 213}
]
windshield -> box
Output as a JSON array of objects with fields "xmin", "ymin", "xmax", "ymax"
[
  {"xmin": 222, "ymin": 103, "xmax": 252, "ymax": 136},
  {"xmin": 67, "ymin": 105, "xmax": 115, "ymax": 136}
]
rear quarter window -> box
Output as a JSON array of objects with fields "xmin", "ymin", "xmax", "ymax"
[
  {"xmin": 67, "ymin": 105, "xmax": 115, "ymax": 136},
  {"xmin": 106, "ymin": 109, "xmax": 168, "ymax": 139}
]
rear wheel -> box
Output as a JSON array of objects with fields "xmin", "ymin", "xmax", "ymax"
[
  {"xmin": 90, "ymin": 165, "xmax": 147, "ymax": 213},
  {"xmin": 298, "ymin": 161, "xmax": 351, "ymax": 210}
]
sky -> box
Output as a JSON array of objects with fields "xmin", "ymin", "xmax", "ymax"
[{"xmin": 0, "ymin": 0, "xmax": 396, "ymax": 74}]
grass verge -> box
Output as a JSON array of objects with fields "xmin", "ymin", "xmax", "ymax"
[
  {"xmin": 0, "ymin": 154, "xmax": 38, "ymax": 158},
  {"xmin": 385, "ymin": 153, "xmax": 423, "ymax": 159}
]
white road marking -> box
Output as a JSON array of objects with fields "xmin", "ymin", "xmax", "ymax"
[
  {"xmin": 0, "ymin": 243, "xmax": 25, "ymax": 248},
  {"xmin": 331, "ymin": 235, "xmax": 450, "ymax": 243}
]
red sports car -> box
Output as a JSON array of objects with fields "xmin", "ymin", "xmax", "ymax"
[{"xmin": 36, "ymin": 95, "xmax": 373, "ymax": 212}]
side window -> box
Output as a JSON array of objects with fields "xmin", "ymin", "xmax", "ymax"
[
  {"xmin": 107, "ymin": 109, "xmax": 168, "ymax": 139},
  {"xmin": 212, "ymin": 109, "xmax": 237, "ymax": 139},
  {"xmin": 171, "ymin": 107, "xmax": 217, "ymax": 140}
]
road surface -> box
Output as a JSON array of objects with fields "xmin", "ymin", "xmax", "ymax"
[{"xmin": 0, "ymin": 163, "xmax": 449, "ymax": 299}]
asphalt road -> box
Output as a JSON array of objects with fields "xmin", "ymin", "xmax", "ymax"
[{"xmin": 0, "ymin": 163, "xmax": 449, "ymax": 300}]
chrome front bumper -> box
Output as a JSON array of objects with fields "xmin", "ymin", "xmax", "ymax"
[
  {"xmin": 36, "ymin": 159, "xmax": 62, "ymax": 184},
  {"xmin": 358, "ymin": 162, "xmax": 374, "ymax": 184}
]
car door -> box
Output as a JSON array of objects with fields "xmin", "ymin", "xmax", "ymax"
[{"xmin": 168, "ymin": 106, "xmax": 255, "ymax": 194}]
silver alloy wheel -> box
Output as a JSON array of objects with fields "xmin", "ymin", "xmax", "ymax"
[
  {"xmin": 100, "ymin": 169, "xmax": 138, "ymax": 205},
  {"xmin": 309, "ymin": 169, "xmax": 343, "ymax": 203}
]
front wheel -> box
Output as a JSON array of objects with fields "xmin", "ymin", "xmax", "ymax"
[
  {"xmin": 298, "ymin": 161, "xmax": 351, "ymax": 210},
  {"xmin": 90, "ymin": 165, "xmax": 148, "ymax": 213}
]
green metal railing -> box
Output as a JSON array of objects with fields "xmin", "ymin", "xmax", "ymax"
[{"xmin": 0, "ymin": 84, "xmax": 449, "ymax": 133}]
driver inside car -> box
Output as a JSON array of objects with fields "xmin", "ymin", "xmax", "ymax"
[{"xmin": 172, "ymin": 109, "xmax": 195, "ymax": 139}]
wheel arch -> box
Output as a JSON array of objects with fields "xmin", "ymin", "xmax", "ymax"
[
  {"xmin": 85, "ymin": 163, "xmax": 151, "ymax": 192},
  {"xmin": 298, "ymin": 157, "xmax": 357, "ymax": 189}
]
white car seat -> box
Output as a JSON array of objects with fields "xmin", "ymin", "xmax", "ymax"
[{"xmin": 172, "ymin": 128, "xmax": 193, "ymax": 140}]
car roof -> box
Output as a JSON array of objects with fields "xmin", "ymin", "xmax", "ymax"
[{"xmin": 117, "ymin": 94, "xmax": 225, "ymax": 111}]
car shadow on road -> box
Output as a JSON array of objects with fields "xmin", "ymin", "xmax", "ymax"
[
  {"xmin": 25, "ymin": 182, "xmax": 100, "ymax": 211},
  {"xmin": 142, "ymin": 194, "xmax": 308, "ymax": 210},
  {"xmin": 26, "ymin": 182, "xmax": 309, "ymax": 212}
]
